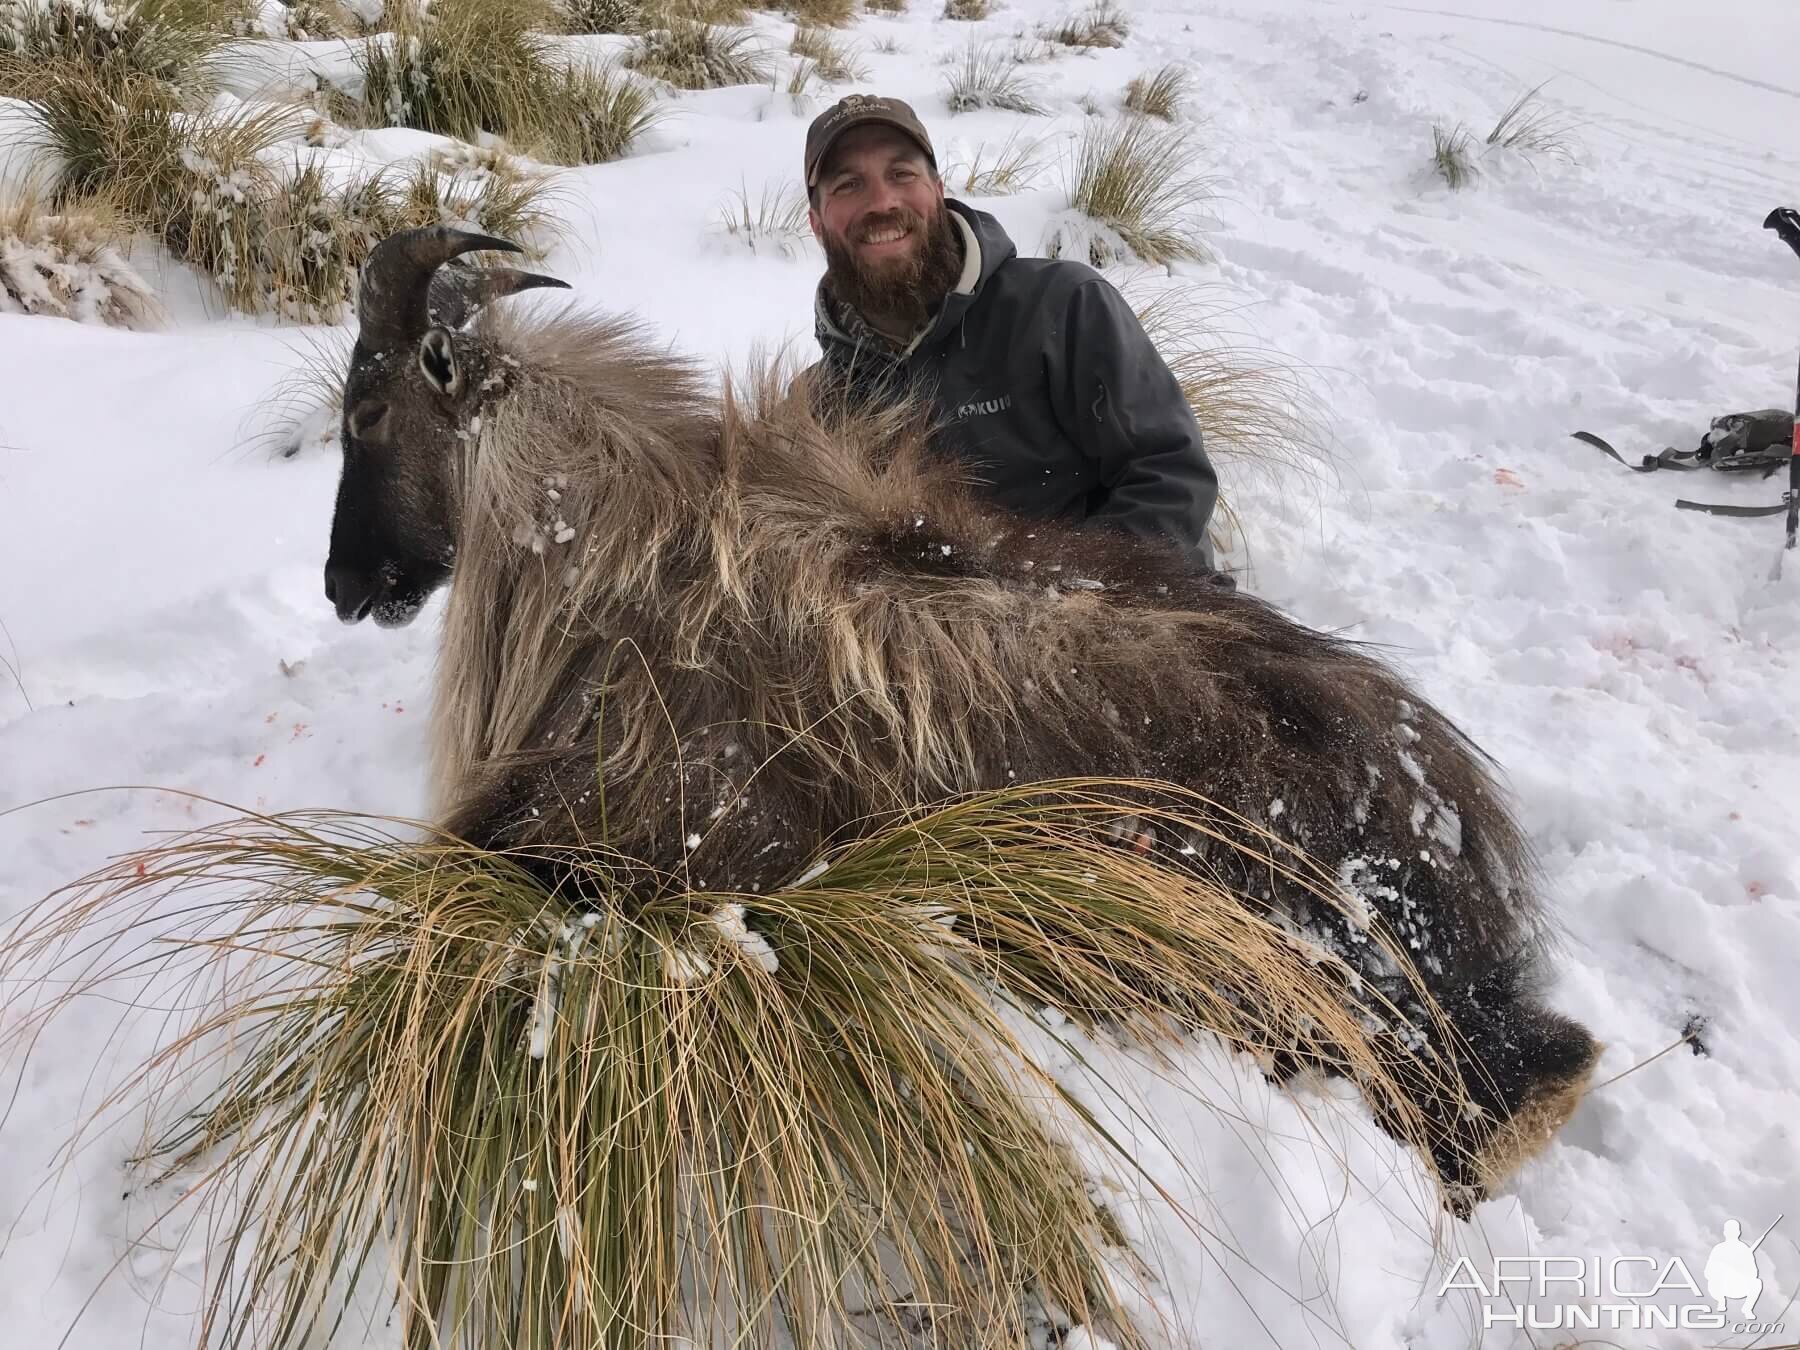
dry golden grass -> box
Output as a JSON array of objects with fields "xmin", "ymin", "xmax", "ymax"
[
  {"xmin": 782, "ymin": 0, "xmax": 854, "ymax": 25},
  {"xmin": 1134, "ymin": 283, "xmax": 1331, "ymax": 556},
  {"xmin": 1124, "ymin": 62, "xmax": 1186, "ymax": 120},
  {"xmin": 714, "ymin": 178, "xmax": 813, "ymax": 256},
  {"xmin": 944, "ymin": 37, "xmax": 1046, "ymax": 115},
  {"xmin": 539, "ymin": 60, "xmax": 664, "ymax": 164},
  {"xmin": 16, "ymin": 59, "xmax": 558, "ymax": 320},
  {"xmin": 942, "ymin": 0, "xmax": 986, "ymax": 18},
  {"xmin": 790, "ymin": 23, "xmax": 865, "ymax": 80},
  {"xmin": 945, "ymin": 128, "xmax": 1044, "ymax": 195},
  {"xmin": 352, "ymin": 0, "xmax": 665, "ymax": 162},
  {"xmin": 1431, "ymin": 121, "xmax": 1478, "ymax": 189},
  {"xmin": 864, "ymin": 0, "xmax": 904, "ymax": 11},
  {"xmin": 1486, "ymin": 83, "xmax": 1579, "ymax": 164},
  {"xmin": 0, "ymin": 185, "xmax": 163, "ymax": 328},
  {"xmin": 627, "ymin": 18, "xmax": 775, "ymax": 89},
  {"xmin": 1048, "ymin": 114, "xmax": 1213, "ymax": 266},
  {"xmin": 0, "ymin": 0, "xmax": 251, "ymax": 93},
  {"xmin": 1046, "ymin": 0, "xmax": 1128, "ymax": 47},
  {"xmin": 557, "ymin": 0, "xmax": 648, "ymax": 31},
  {"xmin": 3, "ymin": 780, "xmax": 1468, "ymax": 1350}
]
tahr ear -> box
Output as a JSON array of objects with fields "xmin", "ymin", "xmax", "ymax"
[{"xmin": 418, "ymin": 326, "xmax": 461, "ymax": 397}]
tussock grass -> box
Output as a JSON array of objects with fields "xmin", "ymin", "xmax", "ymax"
[
  {"xmin": 558, "ymin": 0, "xmax": 648, "ymax": 32},
  {"xmin": 1486, "ymin": 82, "xmax": 1578, "ymax": 163},
  {"xmin": 870, "ymin": 31, "xmax": 900, "ymax": 52},
  {"xmin": 1135, "ymin": 283, "xmax": 1329, "ymax": 556},
  {"xmin": 20, "ymin": 65, "xmax": 308, "ymax": 311},
  {"xmin": 942, "ymin": 0, "xmax": 986, "ymax": 19},
  {"xmin": 945, "ymin": 37, "xmax": 1046, "ymax": 115},
  {"xmin": 278, "ymin": 0, "xmax": 361, "ymax": 39},
  {"xmin": 0, "ymin": 186, "xmax": 163, "ymax": 327},
  {"xmin": 0, "ymin": 0, "xmax": 248, "ymax": 93},
  {"xmin": 18, "ymin": 61, "xmax": 556, "ymax": 318},
  {"xmin": 1048, "ymin": 115, "xmax": 1212, "ymax": 266},
  {"xmin": 1431, "ymin": 121, "xmax": 1478, "ymax": 189},
  {"xmin": 353, "ymin": 0, "xmax": 551, "ymax": 143},
  {"xmin": 351, "ymin": 0, "xmax": 661, "ymax": 165},
  {"xmin": 783, "ymin": 55, "xmax": 817, "ymax": 102},
  {"xmin": 3, "ymin": 781, "xmax": 1466, "ymax": 1350},
  {"xmin": 790, "ymin": 23, "xmax": 864, "ymax": 81},
  {"xmin": 782, "ymin": 0, "xmax": 852, "ymax": 26},
  {"xmin": 647, "ymin": 0, "xmax": 746, "ymax": 20},
  {"xmin": 864, "ymin": 0, "xmax": 903, "ymax": 12},
  {"xmin": 627, "ymin": 18, "xmax": 774, "ymax": 89},
  {"xmin": 1124, "ymin": 62, "xmax": 1185, "ymax": 120},
  {"xmin": 945, "ymin": 128, "xmax": 1043, "ymax": 195},
  {"xmin": 714, "ymin": 178, "xmax": 812, "ymax": 256},
  {"xmin": 1046, "ymin": 0, "xmax": 1128, "ymax": 48},
  {"xmin": 541, "ymin": 60, "xmax": 663, "ymax": 163}
]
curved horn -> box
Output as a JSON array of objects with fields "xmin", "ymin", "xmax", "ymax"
[
  {"xmin": 427, "ymin": 266, "xmax": 573, "ymax": 331},
  {"xmin": 356, "ymin": 226, "xmax": 524, "ymax": 348}
]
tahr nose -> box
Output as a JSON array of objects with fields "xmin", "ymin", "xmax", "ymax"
[{"xmin": 324, "ymin": 560, "xmax": 376, "ymax": 624}]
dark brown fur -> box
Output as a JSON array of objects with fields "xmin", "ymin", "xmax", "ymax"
[{"xmin": 327, "ymin": 289, "xmax": 1600, "ymax": 1207}]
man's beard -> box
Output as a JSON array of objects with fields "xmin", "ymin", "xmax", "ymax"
[{"xmin": 822, "ymin": 202, "xmax": 964, "ymax": 335}]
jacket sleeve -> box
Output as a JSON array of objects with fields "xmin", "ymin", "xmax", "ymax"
[{"xmin": 1048, "ymin": 277, "xmax": 1221, "ymax": 571}]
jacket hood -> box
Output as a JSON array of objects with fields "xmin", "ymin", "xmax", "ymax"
[{"xmin": 813, "ymin": 198, "xmax": 1018, "ymax": 360}]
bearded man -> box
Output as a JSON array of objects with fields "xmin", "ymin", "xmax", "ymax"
[{"xmin": 803, "ymin": 95, "xmax": 1226, "ymax": 577}]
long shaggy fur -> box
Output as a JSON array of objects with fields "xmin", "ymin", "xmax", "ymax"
[{"xmin": 407, "ymin": 303, "xmax": 1598, "ymax": 1197}]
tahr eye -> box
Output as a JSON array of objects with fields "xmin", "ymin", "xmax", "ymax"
[{"xmin": 349, "ymin": 400, "xmax": 390, "ymax": 440}]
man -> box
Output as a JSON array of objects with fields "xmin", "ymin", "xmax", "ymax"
[{"xmin": 802, "ymin": 95, "xmax": 1225, "ymax": 576}]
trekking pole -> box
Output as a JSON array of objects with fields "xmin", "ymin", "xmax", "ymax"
[{"xmin": 1765, "ymin": 209, "xmax": 1800, "ymax": 557}]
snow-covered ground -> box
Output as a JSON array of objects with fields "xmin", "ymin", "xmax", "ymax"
[{"xmin": 3, "ymin": 0, "xmax": 1799, "ymax": 1345}]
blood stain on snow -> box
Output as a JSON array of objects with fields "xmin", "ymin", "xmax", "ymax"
[
  {"xmin": 1493, "ymin": 468, "xmax": 1525, "ymax": 488},
  {"xmin": 253, "ymin": 753, "xmax": 266, "ymax": 767}
]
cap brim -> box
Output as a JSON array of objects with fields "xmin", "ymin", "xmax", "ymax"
[{"xmin": 807, "ymin": 116, "xmax": 935, "ymax": 186}]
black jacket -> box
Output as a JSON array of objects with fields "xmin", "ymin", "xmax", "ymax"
[{"xmin": 810, "ymin": 199, "xmax": 1221, "ymax": 571}]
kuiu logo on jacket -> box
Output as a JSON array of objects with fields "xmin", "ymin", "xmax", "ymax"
[{"xmin": 952, "ymin": 393, "xmax": 1013, "ymax": 421}]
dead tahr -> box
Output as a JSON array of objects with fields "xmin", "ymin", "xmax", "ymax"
[{"xmin": 323, "ymin": 226, "xmax": 1600, "ymax": 1209}]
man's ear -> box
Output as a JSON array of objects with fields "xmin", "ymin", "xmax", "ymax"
[{"xmin": 807, "ymin": 202, "xmax": 824, "ymax": 241}]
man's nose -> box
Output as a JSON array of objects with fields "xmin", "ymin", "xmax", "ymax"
[{"xmin": 864, "ymin": 179, "xmax": 901, "ymax": 213}]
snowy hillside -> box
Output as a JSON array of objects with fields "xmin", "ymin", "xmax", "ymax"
[{"xmin": 3, "ymin": 0, "xmax": 1799, "ymax": 1345}]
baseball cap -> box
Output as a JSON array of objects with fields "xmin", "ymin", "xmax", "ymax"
[{"xmin": 804, "ymin": 95, "xmax": 936, "ymax": 188}]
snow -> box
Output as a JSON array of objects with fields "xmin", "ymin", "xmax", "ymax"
[{"xmin": 3, "ymin": 0, "xmax": 1800, "ymax": 1346}]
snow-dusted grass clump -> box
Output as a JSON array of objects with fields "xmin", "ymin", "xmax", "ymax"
[
  {"xmin": 0, "ymin": 189, "xmax": 162, "ymax": 327},
  {"xmin": 0, "ymin": 0, "xmax": 247, "ymax": 90},
  {"xmin": 1430, "ymin": 121, "xmax": 1478, "ymax": 189},
  {"xmin": 1123, "ymin": 63, "xmax": 1184, "ymax": 121},
  {"xmin": 712, "ymin": 178, "xmax": 812, "ymax": 256},
  {"xmin": 781, "ymin": 0, "xmax": 853, "ymax": 28},
  {"xmin": 626, "ymin": 17, "xmax": 773, "ymax": 89},
  {"xmin": 14, "ymin": 61, "xmax": 557, "ymax": 317},
  {"xmin": 945, "ymin": 36, "xmax": 1046, "ymax": 114},
  {"xmin": 1044, "ymin": 0, "xmax": 1127, "ymax": 49},
  {"xmin": 557, "ymin": 0, "xmax": 645, "ymax": 32},
  {"xmin": 1485, "ymin": 83, "xmax": 1580, "ymax": 164},
  {"xmin": 946, "ymin": 128, "xmax": 1044, "ymax": 195},
  {"xmin": 350, "ymin": 0, "xmax": 663, "ymax": 164},
  {"xmin": 789, "ymin": 22, "xmax": 864, "ymax": 81},
  {"xmin": 1047, "ymin": 115, "xmax": 1212, "ymax": 266}
]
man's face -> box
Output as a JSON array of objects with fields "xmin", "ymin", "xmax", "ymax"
[{"xmin": 809, "ymin": 124, "xmax": 948, "ymax": 295}]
